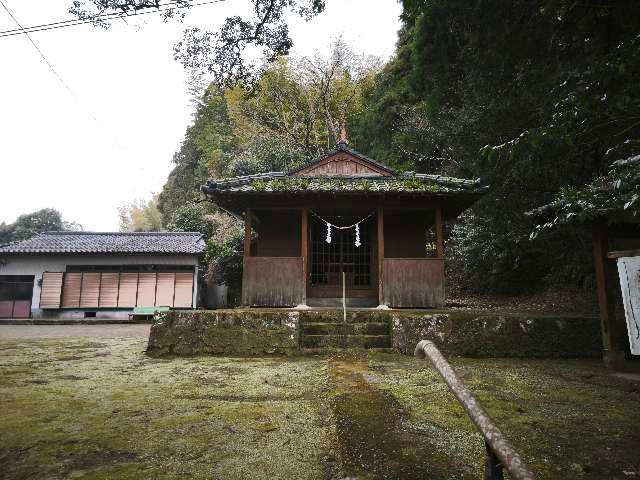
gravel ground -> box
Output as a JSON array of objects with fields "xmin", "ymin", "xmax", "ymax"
[{"xmin": 0, "ymin": 324, "xmax": 150, "ymax": 340}]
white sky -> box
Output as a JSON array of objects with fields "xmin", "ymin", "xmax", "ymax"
[{"xmin": 0, "ymin": 0, "xmax": 401, "ymax": 231}]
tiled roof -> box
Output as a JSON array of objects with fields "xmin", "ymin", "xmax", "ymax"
[
  {"xmin": 0, "ymin": 231, "xmax": 205, "ymax": 255},
  {"xmin": 202, "ymin": 171, "xmax": 487, "ymax": 195}
]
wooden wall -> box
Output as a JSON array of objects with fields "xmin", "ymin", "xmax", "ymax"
[
  {"xmin": 382, "ymin": 258, "xmax": 444, "ymax": 308},
  {"xmin": 384, "ymin": 211, "xmax": 435, "ymax": 258},
  {"xmin": 292, "ymin": 152, "xmax": 391, "ymax": 177},
  {"xmin": 254, "ymin": 211, "xmax": 301, "ymax": 257},
  {"xmin": 242, "ymin": 257, "xmax": 304, "ymax": 307}
]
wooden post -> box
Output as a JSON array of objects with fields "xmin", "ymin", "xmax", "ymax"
[
  {"xmin": 242, "ymin": 208, "xmax": 252, "ymax": 306},
  {"xmin": 435, "ymin": 206, "xmax": 444, "ymax": 259},
  {"xmin": 244, "ymin": 208, "xmax": 252, "ymax": 257},
  {"xmin": 592, "ymin": 221, "xmax": 627, "ymax": 369},
  {"xmin": 301, "ymin": 208, "xmax": 308, "ymax": 306},
  {"xmin": 377, "ymin": 207, "xmax": 384, "ymax": 305}
]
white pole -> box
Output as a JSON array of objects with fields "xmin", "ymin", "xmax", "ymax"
[{"xmin": 342, "ymin": 271, "xmax": 346, "ymax": 322}]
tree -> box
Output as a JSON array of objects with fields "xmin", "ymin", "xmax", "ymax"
[
  {"xmin": 0, "ymin": 208, "xmax": 82, "ymax": 245},
  {"xmin": 118, "ymin": 194, "xmax": 163, "ymax": 232},
  {"xmin": 70, "ymin": 0, "xmax": 326, "ymax": 85},
  {"xmin": 355, "ymin": 0, "xmax": 640, "ymax": 292},
  {"xmin": 157, "ymin": 42, "xmax": 380, "ymax": 225}
]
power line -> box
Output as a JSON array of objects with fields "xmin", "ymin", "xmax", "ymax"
[
  {"xmin": 0, "ymin": 0, "xmax": 188, "ymax": 36},
  {"xmin": 0, "ymin": 0, "xmax": 79, "ymax": 100},
  {"xmin": 0, "ymin": 0, "xmax": 125, "ymax": 150},
  {"xmin": 0, "ymin": 0, "xmax": 226, "ymax": 39}
]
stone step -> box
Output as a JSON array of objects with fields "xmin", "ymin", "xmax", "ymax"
[
  {"xmin": 300, "ymin": 347, "xmax": 396, "ymax": 355},
  {"xmin": 300, "ymin": 334, "xmax": 391, "ymax": 349},
  {"xmin": 299, "ymin": 310, "xmax": 391, "ymax": 325},
  {"xmin": 301, "ymin": 322, "xmax": 390, "ymax": 336}
]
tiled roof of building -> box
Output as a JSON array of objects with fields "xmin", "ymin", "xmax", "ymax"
[
  {"xmin": 202, "ymin": 171, "xmax": 487, "ymax": 195},
  {"xmin": 0, "ymin": 231, "xmax": 205, "ymax": 255}
]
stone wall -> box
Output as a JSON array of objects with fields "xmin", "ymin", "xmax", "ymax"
[
  {"xmin": 146, "ymin": 309, "xmax": 603, "ymax": 358},
  {"xmin": 390, "ymin": 311, "xmax": 602, "ymax": 358},
  {"xmin": 147, "ymin": 309, "xmax": 299, "ymax": 357}
]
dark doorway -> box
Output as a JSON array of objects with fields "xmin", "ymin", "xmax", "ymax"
[
  {"xmin": 308, "ymin": 215, "xmax": 375, "ymax": 299},
  {"xmin": 0, "ymin": 275, "xmax": 34, "ymax": 318}
]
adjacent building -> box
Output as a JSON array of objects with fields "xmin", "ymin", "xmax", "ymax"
[{"xmin": 0, "ymin": 231, "xmax": 204, "ymax": 319}]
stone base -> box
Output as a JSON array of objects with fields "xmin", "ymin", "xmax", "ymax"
[
  {"xmin": 147, "ymin": 309, "xmax": 299, "ymax": 357},
  {"xmin": 146, "ymin": 308, "xmax": 603, "ymax": 359}
]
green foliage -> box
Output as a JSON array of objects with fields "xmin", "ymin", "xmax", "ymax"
[
  {"xmin": 167, "ymin": 203, "xmax": 216, "ymax": 238},
  {"xmin": 118, "ymin": 194, "xmax": 163, "ymax": 232},
  {"xmin": 356, "ymin": 0, "xmax": 640, "ymax": 292},
  {"xmin": 0, "ymin": 208, "xmax": 81, "ymax": 245},
  {"xmin": 532, "ymin": 155, "xmax": 640, "ymax": 237},
  {"xmin": 206, "ymin": 234, "xmax": 244, "ymax": 304},
  {"xmin": 158, "ymin": 42, "xmax": 380, "ymax": 223},
  {"xmin": 157, "ymin": 1, "xmax": 640, "ymax": 295}
]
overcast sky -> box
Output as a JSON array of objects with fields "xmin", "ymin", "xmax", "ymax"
[{"xmin": 0, "ymin": 0, "xmax": 402, "ymax": 231}]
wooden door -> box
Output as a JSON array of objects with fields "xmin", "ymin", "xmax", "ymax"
[{"xmin": 307, "ymin": 216, "xmax": 375, "ymax": 298}]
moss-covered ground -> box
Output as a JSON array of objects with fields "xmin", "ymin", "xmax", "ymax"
[{"xmin": 1, "ymin": 336, "xmax": 639, "ymax": 479}]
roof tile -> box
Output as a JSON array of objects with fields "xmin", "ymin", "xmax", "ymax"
[{"xmin": 0, "ymin": 232, "xmax": 205, "ymax": 255}]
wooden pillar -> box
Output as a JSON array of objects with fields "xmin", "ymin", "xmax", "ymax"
[
  {"xmin": 301, "ymin": 208, "xmax": 308, "ymax": 306},
  {"xmin": 241, "ymin": 208, "xmax": 252, "ymax": 306},
  {"xmin": 377, "ymin": 207, "xmax": 384, "ymax": 305},
  {"xmin": 435, "ymin": 206, "xmax": 444, "ymax": 259},
  {"xmin": 244, "ymin": 208, "xmax": 252, "ymax": 257},
  {"xmin": 592, "ymin": 221, "xmax": 627, "ymax": 369}
]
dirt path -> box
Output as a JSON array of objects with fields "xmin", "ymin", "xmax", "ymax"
[
  {"xmin": 0, "ymin": 324, "xmax": 150, "ymax": 339},
  {"xmin": 327, "ymin": 353, "xmax": 473, "ymax": 479}
]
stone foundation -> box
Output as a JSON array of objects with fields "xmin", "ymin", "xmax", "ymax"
[
  {"xmin": 146, "ymin": 309, "xmax": 299, "ymax": 357},
  {"xmin": 389, "ymin": 311, "xmax": 602, "ymax": 357},
  {"xmin": 146, "ymin": 309, "xmax": 602, "ymax": 358}
]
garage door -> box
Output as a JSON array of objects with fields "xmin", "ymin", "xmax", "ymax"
[{"xmin": 0, "ymin": 275, "xmax": 34, "ymax": 318}]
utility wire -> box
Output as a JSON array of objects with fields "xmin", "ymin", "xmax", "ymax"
[
  {"xmin": 0, "ymin": 0, "xmax": 81, "ymax": 103},
  {"xmin": 0, "ymin": 0, "xmax": 226, "ymax": 39},
  {"xmin": 0, "ymin": 0, "xmax": 188, "ymax": 35},
  {"xmin": 0, "ymin": 0, "xmax": 125, "ymax": 150}
]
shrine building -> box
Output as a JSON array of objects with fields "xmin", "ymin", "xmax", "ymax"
[{"xmin": 202, "ymin": 140, "xmax": 487, "ymax": 309}]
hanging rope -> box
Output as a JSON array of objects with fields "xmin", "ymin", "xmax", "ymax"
[
  {"xmin": 310, "ymin": 210, "xmax": 374, "ymax": 246},
  {"xmin": 310, "ymin": 211, "xmax": 375, "ymax": 230}
]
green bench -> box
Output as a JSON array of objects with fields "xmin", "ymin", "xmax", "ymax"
[{"xmin": 129, "ymin": 306, "xmax": 171, "ymax": 321}]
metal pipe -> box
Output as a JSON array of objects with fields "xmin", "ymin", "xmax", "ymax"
[{"xmin": 414, "ymin": 340, "xmax": 536, "ymax": 480}]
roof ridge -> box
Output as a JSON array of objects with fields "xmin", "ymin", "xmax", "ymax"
[
  {"xmin": 38, "ymin": 231, "xmax": 202, "ymax": 236},
  {"xmin": 287, "ymin": 145, "xmax": 396, "ymax": 175}
]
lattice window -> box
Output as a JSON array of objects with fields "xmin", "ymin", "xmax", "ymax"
[{"xmin": 310, "ymin": 216, "xmax": 371, "ymax": 287}]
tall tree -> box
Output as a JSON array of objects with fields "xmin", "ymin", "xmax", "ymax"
[
  {"xmin": 70, "ymin": 0, "xmax": 326, "ymax": 85},
  {"xmin": 0, "ymin": 208, "xmax": 82, "ymax": 244},
  {"xmin": 356, "ymin": 0, "xmax": 640, "ymax": 292},
  {"xmin": 118, "ymin": 194, "xmax": 163, "ymax": 232},
  {"xmin": 157, "ymin": 42, "xmax": 380, "ymax": 224}
]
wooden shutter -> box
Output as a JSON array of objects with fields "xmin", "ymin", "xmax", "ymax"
[
  {"xmin": 80, "ymin": 272, "xmax": 100, "ymax": 308},
  {"xmin": 118, "ymin": 273, "xmax": 138, "ymax": 307},
  {"xmin": 61, "ymin": 273, "xmax": 82, "ymax": 308},
  {"xmin": 155, "ymin": 273, "xmax": 175, "ymax": 307},
  {"xmin": 173, "ymin": 272, "xmax": 193, "ymax": 308},
  {"xmin": 40, "ymin": 272, "xmax": 63, "ymax": 309},
  {"xmin": 99, "ymin": 273, "xmax": 119, "ymax": 308},
  {"xmin": 136, "ymin": 272, "xmax": 157, "ymax": 307}
]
